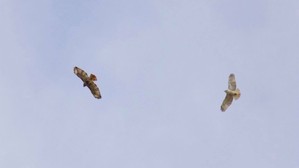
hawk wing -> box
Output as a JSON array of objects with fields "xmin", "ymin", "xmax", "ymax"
[
  {"xmin": 221, "ymin": 94, "xmax": 233, "ymax": 112},
  {"xmin": 74, "ymin": 66, "xmax": 89, "ymax": 83},
  {"xmin": 228, "ymin": 73, "xmax": 237, "ymax": 91},
  {"xmin": 86, "ymin": 81, "xmax": 101, "ymax": 99},
  {"xmin": 74, "ymin": 66, "xmax": 102, "ymax": 99}
]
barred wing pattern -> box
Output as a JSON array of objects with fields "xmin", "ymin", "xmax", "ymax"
[
  {"xmin": 228, "ymin": 74, "xmax": 236, "ymax": 90},
  {"xmin": 221, "ymin": 94, "xmax": 233, "ymax": 112},
  {"xmin": 74, "ymin": 66, "xmax": 101, "ymax": 99}
]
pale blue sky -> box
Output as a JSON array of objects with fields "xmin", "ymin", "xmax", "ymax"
[{"xmin": 1, "ymin": 0, "xmax": 299, "ymax": 167}]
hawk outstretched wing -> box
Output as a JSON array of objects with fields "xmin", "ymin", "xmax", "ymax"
[
  {"xmin": 221, "ymin": 94, "xmax": 233, "ymax": 112},
  {"xmin": 228, "ymin": 73, "xmax": 236, "ymax": 90},
  {"xmin": 74, "ymin": 66, "xmax": 101, "ymax": 99}
]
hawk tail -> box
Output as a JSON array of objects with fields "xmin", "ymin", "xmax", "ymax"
[
  {"xmin": 233, "ymin": 88, "xmax": 241, "ymax": 100},
  {"xmin": 90, "ymin": 74, "xmax": 97, "ymax": 81}
]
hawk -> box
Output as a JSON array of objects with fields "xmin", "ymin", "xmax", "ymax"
[
  {"xmin": 221, "ymin": 73, "xmax": 240, "ymax": 112},
  {"xmin": 74, "ymin": 66, "xmax": 101, "ymax": 99}
]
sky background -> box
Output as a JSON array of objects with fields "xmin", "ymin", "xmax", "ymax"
[{"xmin": 1, "ymin": 0, "xmax": 299, "ymax": 167}]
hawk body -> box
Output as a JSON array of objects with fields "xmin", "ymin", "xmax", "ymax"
[
  {"xmin": 221, "ymin": 74, "xmax": 240, "ymax": 112},
  {"xmin": 74, "ymin": 66, "xmax": 101, "ymax": 99}
]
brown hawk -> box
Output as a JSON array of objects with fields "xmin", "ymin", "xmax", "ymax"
[
  {"xmin": 221, "ymin": 73, "xmax": 240, "ymax": 112},
  {"xmin": 74, "ymin": 66, "xmax": 101, "ymax": 99}
]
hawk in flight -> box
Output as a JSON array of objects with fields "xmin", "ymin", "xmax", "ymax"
[
  {"xmin": 221, "ymin": 73, "xmax": 240, "ymax": 112},
  {"xmin": 74, "ymin": 66, "xmax": 101, "ymax": 99}
]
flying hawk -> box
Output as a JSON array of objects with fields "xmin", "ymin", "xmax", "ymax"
[
  {"xmin": 74, "ymin": 66, "xmax": 101, "ymax": 99},
  {"xmin": 221, "ymin": 73, "xmax": 240, "ymax": 112}
]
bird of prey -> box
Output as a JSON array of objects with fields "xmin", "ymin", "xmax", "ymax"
[
  {"xmin": 74, "ymin": 66, "xmax": 101, "ymax": 99},
  {"xmin": 221, "ymin": 73, "xmax": 240, "ymax": 112}
]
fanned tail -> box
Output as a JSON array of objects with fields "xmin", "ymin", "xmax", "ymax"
[
  {"xmin": 90, "ymin": 74, "xmax": 97, "ymax": 81},
  {"xmin": 233, "ymin": 88, "xmax": 241, "ymax": 100}
]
